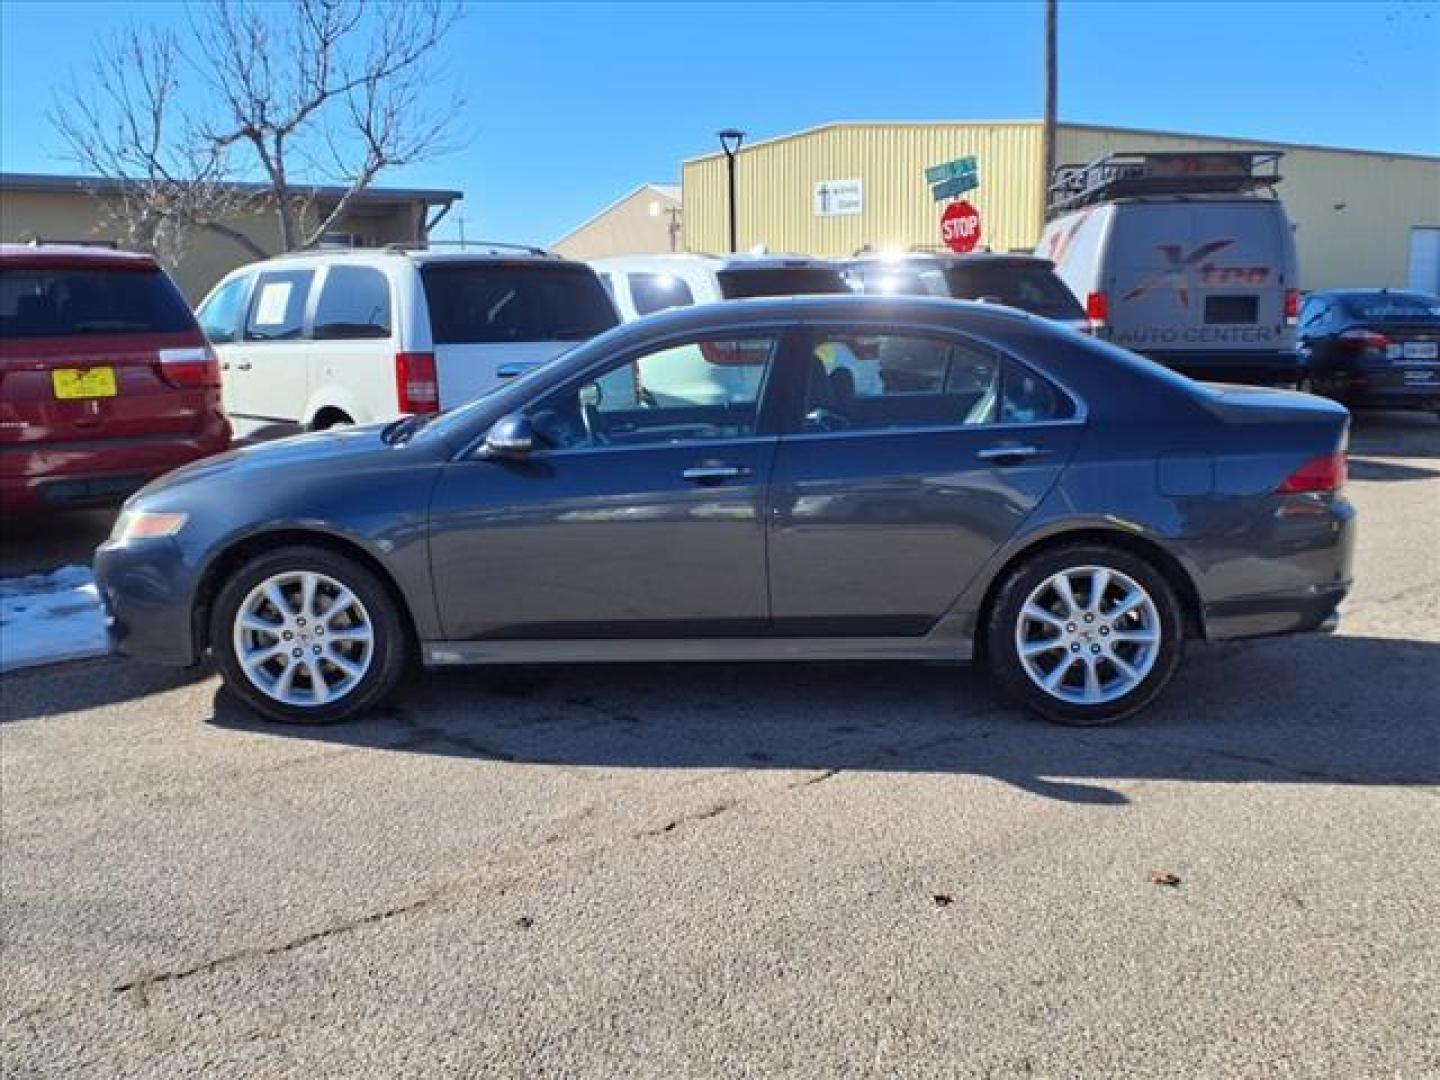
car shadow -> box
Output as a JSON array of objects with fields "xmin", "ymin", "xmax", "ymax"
[
  {"xmin": 0, "ymin": 655, "xmax": 213, "ymax": 724},
  {"xmin": 205, "ymin": 632, "xmax": 1440, "ymax": 805},
  {"xmin": 1346, "ymin": 457, "xmax": 1440, "ymax": 482}
]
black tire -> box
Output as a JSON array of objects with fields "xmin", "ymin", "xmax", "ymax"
[
  {"xmin": 985, "ymin": 543, "xmax": 1185, "ymax": 726},
  {"xmin": 210, "ymin": 545, "xmax": 409, "ymax": 724}
]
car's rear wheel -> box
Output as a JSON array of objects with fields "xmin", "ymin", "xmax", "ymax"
[
  {"xmin": 210, "ymin": 546, "xmax": 408, "ymax": 724},
  {"xmin": 986, "ymin": 544, "xmax": 1184, "ymax": 725}
]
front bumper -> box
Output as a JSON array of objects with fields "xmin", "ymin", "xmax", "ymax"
[{"xmin": 93, "ymin": 537, "xmax": 203, "ymax": 666}]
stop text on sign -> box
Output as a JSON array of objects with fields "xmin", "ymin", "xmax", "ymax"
[{"xmin": 941, "ymin": 200, "xmax": 982, "ymax": 253}]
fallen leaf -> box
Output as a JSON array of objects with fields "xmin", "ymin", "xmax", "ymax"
[
  {"xmin": 933, "ymin": 893, "xmax": 954, "ymax": 907},
  {"xmin": 1150, "ymin": 871, "xmax": 1182, "ymax": 887},
  {"xmin": 515, "ymin": 916, "xmax": 535, "ymax": 929}
]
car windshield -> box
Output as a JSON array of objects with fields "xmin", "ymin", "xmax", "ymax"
[
  {"xmin": 420, "ymin": 263, "xmax": 618, "ymax": 344},
  {"xmin": 1341, "ymin": 293, "xmax": 1440, "ymax": 324},
  {"xmin": 940, "ymin": 263, "xmax": 1084, "ymax": 319},
  {"xmin": 0, "ymin": 265, "xmax": 195, "ymax": 338},
  {"xmin": 717, "ymin": 266, "xmax": 850, "ymax": 299}
]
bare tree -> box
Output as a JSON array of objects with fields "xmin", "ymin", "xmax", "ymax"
[
  {"xmin": 50, "ymin": 0, "xmax": 462, "ymax": 260},
  {"xmin": 50, "ymin": 24, "xmax": 265, "ymax": 266}
]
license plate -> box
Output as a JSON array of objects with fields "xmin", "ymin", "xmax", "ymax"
[
  {"xmin": 1402, "ymin": 341, "xmax": 1438, "ymax": 361},
  {"xmin": 52, "ymin": 367, "xmax": 117, "ymax": 400}
]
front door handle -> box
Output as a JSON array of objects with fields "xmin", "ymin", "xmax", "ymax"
[
  {"xmin": 683, "ymin": 464, "xmax": 752, "ymax": 484},
  {"xmin": 977, "ymin": 443, "xmax": 1045, "ymax": 464},
  {"xmin": 235, "ymin": 361, "xmax": 253, "ymax": 371}
]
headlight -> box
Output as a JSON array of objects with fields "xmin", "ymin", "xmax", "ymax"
[{"xmin": 110, "ymin": 511, "xmax": 189, "ymax": 543}]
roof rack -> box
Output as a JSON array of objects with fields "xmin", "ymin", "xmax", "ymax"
[
  {"xmin": 21, "ymin": 236, "xmax": 120, "ymax": 249},
  {"xmin": 1046, "ymin": 150, "xmax": 1283, "ymax": 218},
  {"xmin": 383, "ymin": 239, "xmax": 557, "ymax": 258}
]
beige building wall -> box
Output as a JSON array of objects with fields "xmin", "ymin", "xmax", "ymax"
[
  {"xmin": 0, "ymin": 189, "xmax": 434, "ymax": 301},
  {"xmin": 552, "ymin": 184, "xmax": 682, "ymax": 260},
  {"xmin": 683, "ymin": 122, "xmax": 1045, "ymax": 258},
  {"xmin": 683, "ymin": 121, "xmax": 1440, "ymax": 289}
]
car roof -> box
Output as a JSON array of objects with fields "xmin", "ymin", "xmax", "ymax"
[
  {"xmin": 844, "ymin": 252, "xmax": 1054, "ymax": 269},
  {"xmin": 0, "ymin": 243, "xmax": 160, "ymax": 270},
  {"xmin": 1311, "ymin": 288, "xmax": 1436, "ymax": 300},
  {"xmin": 255, "ymin": 246, "xmax": 591, "ymax": 272},
  {"xmin": 592, "ymin": 252, "xmax": 838, "ymax": 272}
]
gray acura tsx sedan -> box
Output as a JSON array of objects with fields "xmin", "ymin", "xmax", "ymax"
[{"xmin": 95, "ymin": 295, "xmax": 1355, "ymax": 726}]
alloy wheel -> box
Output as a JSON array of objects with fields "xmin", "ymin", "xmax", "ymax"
[
  {"xmin": 1014, "ymin": 565, "xmax": 1161, "ymax": 705},
  {"xmin": 231, "ymin": 571, "xmax": 375, "ymax": 707}
]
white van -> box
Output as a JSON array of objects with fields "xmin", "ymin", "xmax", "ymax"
[
  {"xmin": 592, "ymin": 253, "xmax": 849, "ymax": 321},
  {"xmin": 1038, "ymin": 151, "xmax": 1301, "ymax": 384},
  {"xmin": 196, "ymin": 245, "xmax": 618, "ymax": 438}
]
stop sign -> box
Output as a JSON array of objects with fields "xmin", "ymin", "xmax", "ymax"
[{"xmin": 941, "ymin": 200, "xmax": 982, "ymax": 253}]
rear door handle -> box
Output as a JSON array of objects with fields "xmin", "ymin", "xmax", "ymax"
[
  {"xmin": 683, "ymin": 464, "xmax": 752, "ymax": 484},
  {"xmin": 977, "ymin": 444, "xmax": 1045, "ymax": 464}
]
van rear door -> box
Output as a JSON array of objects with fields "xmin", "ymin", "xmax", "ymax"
[
  {"xmin": 1106, "ymin": 200, "xmax": 1296, "ymax": 380},
  {"xmin": 419, "ymin": 261, "xmax": 619, "ymax": 409}
]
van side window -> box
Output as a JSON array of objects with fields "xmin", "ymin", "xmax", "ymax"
[
  {"xmin": 629, "ymin": 272, "xmax": 695, "ymax": 316},
  {"xmin": 245, "ymin": 268, "xmax": 314, "ymax": 342},
  {"xmin": 313, "ymin": 266, "xmax": 392, "ymax": 340},
  {"xmin": 197, "ymin": 275, "xmax": 250, "ymax": 345}
]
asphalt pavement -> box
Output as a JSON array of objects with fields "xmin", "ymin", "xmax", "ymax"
[{"xmin": 2, "ymin": 412, "xmax": 1437, "ymax": 1078}]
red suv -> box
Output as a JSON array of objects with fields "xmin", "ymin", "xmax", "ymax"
[{"xmin": 0, "ymin": 244, "xmax": 231, "ymax": 514}]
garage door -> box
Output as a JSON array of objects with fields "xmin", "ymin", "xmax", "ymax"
[{"xmin": 1410, "ymin": 228, "xmax": 1440, "ymax": 294}]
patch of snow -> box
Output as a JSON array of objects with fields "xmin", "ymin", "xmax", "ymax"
[{"xmin": 0, "ymin": 564, "xmax": 110, "ymax": 673}]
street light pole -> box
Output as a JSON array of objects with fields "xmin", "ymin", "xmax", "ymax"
[{"xmin": 717, "ymin": 128, "xmax": 746, "ymax": 253}]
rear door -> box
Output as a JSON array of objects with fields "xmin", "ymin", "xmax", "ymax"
[
  {"xmin": 227, "ymin": 265, "xmax": 315, "ymax": 438},
  {"xmin": 0, "ymin": 258, "xmax": 211, "ymax": 452},
  {"xmin": 766, "ymin": 326, "xmax": 1083, "ymax": 635},
  {"xmin": 420, "ymin": 261, "xmax": 619, "ymax": 408}
]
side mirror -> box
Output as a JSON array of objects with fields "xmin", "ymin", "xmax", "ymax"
[{"xmin": 481, "ymin": 413, "xmax": 535, "ymax": 460}]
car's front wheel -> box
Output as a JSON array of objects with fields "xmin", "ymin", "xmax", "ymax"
[
  {"xmin": 210, "ymin": 546, "xmax": 409, "ymax": 723},
  {"xmin": 986, "ymin": 544, "xmax": 1184, "ymax": 725}
]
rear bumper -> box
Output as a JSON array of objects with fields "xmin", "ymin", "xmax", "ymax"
[
  {"xmin": 0, "ymin": 424, "xmax": 231, "ymax": 515},
  {"xmin": 1204, "ymin": 581, "xmax": 1349, "ymax": 641},
  {"xmin": 93, "ymin": 537, "xmax": 202, "ymax": 666}
]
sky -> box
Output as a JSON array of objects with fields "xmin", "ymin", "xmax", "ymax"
[{"xmin": 2, "ymin": 0, "xmax": 1438, "ymax": 246}]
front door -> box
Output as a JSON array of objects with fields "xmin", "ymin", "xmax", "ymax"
[
  {"xmin": 428, "ymin": 331, "xmax": 788, "ymax": 640},
  {"xmin": 767, "ymin": 327, "xmax": 1082, "ymax": 635}
]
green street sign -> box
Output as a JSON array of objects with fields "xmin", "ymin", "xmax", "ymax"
[
  {"xmin": 924, "ymin": 155, "xmax": 979, "ymax": 186},
  {"xmin": 931, "ymin": 174, "xmax": 979, "ymax": 201}
]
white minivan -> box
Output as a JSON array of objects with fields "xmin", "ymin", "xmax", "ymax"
[
  {"xmin": 196, "ymin": 246, "xmax": 618, "ymax": 438},
  {"xmin": 1038, "ymin": 151, "xmax": 1301, "ymax": 384}
]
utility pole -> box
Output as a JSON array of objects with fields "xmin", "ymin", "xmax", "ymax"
[{"xmin": 1042, "ymin": 0, "xmax": 1058, "ymax": 226}]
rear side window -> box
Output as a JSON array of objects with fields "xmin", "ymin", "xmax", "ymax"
[
  {"xmin": 245, "ymin": 267, "xmax": 314, "ymax": 342},
  {"xmin": 197, "ymin": 275, "xmax": 251, "ymax": 344},
  {"xmin": 0, "ymin": 265, "xmax": 195, "ymax": 338},
  {"xmin": 313, "ymin": 266, "xmax": 392, "ymax": 340},
  {"xmin": 629, "ymin": 271, "xmax": 695, "ymax": 316},
  {"xmin": 1341, "ymin": 293, "xmax": 1440, "ymax": 324},
  {"xmin": 803, "ymin": 331, "xmax": 1073, "ymax": 432},
  {"xmin": 717, "ymin": 266, "xmax": 850, "ymax": 299},
  {"xmin": 421, "ymin": 263, "xmax": 618, "ymax": 344},
  {"xmin": 941, "ymin": 263, "xmax": 1083, "ymax": 318}
]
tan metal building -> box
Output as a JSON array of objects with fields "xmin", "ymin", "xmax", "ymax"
[
  {"xmin": 552, "ymin": 183, "xmax": 682, "ymax": 260},
  {"xmin": 0, "ymin": 173, "xmax": 461, "ymax": 301},
  {"xmin": 682, "ymin": 122, "xmax": 1440, "ymax": 291}
]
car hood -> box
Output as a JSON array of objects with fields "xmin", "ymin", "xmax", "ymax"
[{"xmin": 130, "ymin": 423, "xmax": 411, "ymax": 503}]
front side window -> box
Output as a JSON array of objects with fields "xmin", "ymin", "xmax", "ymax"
[
  {"xmin": 197, "ymin": 275, "xmax": 251, "ymax": 344},
  {"xmin": 529, "ymin": 335, "xmax": 778, "ymax": 451},
  {"xmin": 802, "ymin": 331, "xmax": 1071, "ymax": 432},
  {"xmin": 629, "ymin": 272, "xmax": 695, "ymax": 316},
  {"xmin": 245, "ymin": 267, "xmax": 314, "ymax": 342},
  {"xmin": 313, "ymin": 265, "xmax": 392, "ymax": 340}
]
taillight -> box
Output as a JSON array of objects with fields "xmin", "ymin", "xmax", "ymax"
[
  {"xmin": 1284, "ymin": 288, "xmax": 1301, "ymax": 326},
  {"xmin": 1339, "ymin": 328, "xmax": 1390, "ymax": 353},
  {"xmin": 157, "ymin": 346, "xmax": 221, "ymax": 388},
  {"xmin": 1085, "ymin": 291, "xmax": 1109, "ymax": 329},
  {"xmin": 395, "ymin": 352, "xmax": 439, "ymax": 413},
  {"xmin": 1277, "ymin": 452, "xmax": 1347, "ymax": 494}
]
